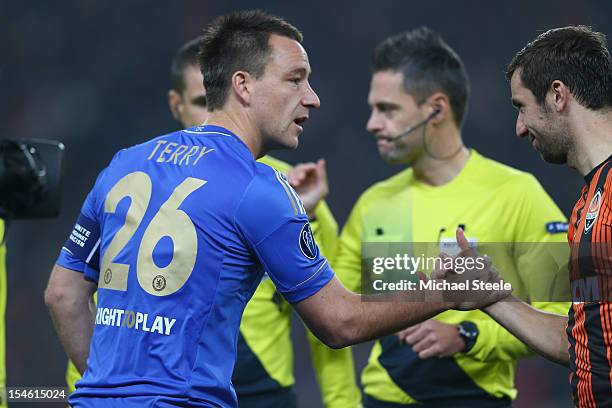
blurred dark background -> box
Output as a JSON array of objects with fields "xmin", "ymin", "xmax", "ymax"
[{"xmin": 3, "ymin": 0, "xmax": 610, "ymax": 407}]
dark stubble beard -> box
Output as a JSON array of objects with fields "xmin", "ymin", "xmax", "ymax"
[
  {"xmin": 537, "ymin": 129, "xmax": 573, "ymax": 165},
  {"xmin": 535, "ymin": 104, "xmax": 573, "ymax": 165}
]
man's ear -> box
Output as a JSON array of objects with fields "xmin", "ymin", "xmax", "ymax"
[
  {"xmin": 231, "ymin": 71, "xmax": 253, "ymax": 105},
  {"xmin": 549, "ymin": 80, "xmax": 571, "ymax": 113},
  {"xmin": 426, "ymin": 92, "xmax": 450, "ymax": 125},
  {"xmin": 168, "ymin": 89, "xmax": 183, "ymax": 120}
]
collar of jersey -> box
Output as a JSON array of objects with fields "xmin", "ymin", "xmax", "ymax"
[
  {"xmin": 184, "ymin": 124, "xmax": 238, "ymax": 139},
  {"xmin": 410, "ymin": 149, "xmax": 478, "ymax": 192},
  {"xmin": 184, "ymin": 124, "xmax": 252, "ymax": 155},
  {"xmin": 584, "ymin": 153, "xmax": 612, "ymax": 184}
]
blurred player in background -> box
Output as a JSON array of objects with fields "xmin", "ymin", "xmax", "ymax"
[
  {"xmin": 323, "ymin": 27, "xmax": 568, "ymax": 407},
  {"xmin": 64, "ymin": 36, "xmax": 361, "ymax": 408},
  {"xmin": 45, "ymin": 11, "xmax": 505, "ymax": 407},
  {"xmin": 480, "ymin": 25, "xmax": 612, "ymax": 408}
]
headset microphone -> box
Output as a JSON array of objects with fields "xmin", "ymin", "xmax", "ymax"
[{"xmin": 386, "ymin": 106, "xmax": 441, "ymax": 141}]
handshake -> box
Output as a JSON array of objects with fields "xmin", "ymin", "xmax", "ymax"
[{"xmin": 423, "ymin": 228, "xmax": 512, "ymax": 311}]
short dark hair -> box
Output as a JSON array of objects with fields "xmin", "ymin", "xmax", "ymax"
[
  {"xmin": 171, "ymin": 36, "xmax": 203, "ymax": 93},
  {"xmin": 506, "ymin": 26, "xmax": 612, "ymax": 110},
  {"xmin": 198, "ymin": 10, "xmax": 303, "ymax": 110},
  {"xmin": 372, "ymin": 27, "xmax": 470, "ymax": 127}
]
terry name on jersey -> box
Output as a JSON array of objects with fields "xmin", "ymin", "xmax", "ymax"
[
  {"xmin": 95, "ymin": 307, "xmax": 177, "ymax": 336},
  {"xmin": 147, "ymin": 140, "xmax": 215, "ymax": 166}
]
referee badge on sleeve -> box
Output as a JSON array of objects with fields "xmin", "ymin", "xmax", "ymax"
[
  {"xmin": 545, "ymin": 221, "xmax": 569, "ymax": 234},
  {"xmin": 299, "ymin": 223, "xmax": 318, "ymax": 260}
]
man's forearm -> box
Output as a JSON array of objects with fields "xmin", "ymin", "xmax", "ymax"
[
  {"xmin": 45, "ymin": 265, "xmax": 97, "ymax": 374},
  {"xmin": 296, "ymin": 278, "xmax": 452, "ymax": 348},
  {"xmin": 342, "ymin": 293, "xmax": 451, "ymax": 347},
  {"xmin": 484, "ymin": 297, "xmax": 569, "ymax": 366},
  {"xmin": 48, "ymin": 294, "xmax": 95, "ymax": 374}
]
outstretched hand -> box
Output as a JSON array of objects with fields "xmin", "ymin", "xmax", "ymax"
[
  {"xmin": 432, "ymin": 228, "xmax": 512, "ymax": 310},
  {"xmin": 286, "ymin": 159, "xmax": 329, "ymax": 218}
]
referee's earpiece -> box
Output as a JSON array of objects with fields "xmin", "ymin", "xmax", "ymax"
[
  {"xmin": 388, "ymin": 105, "xmax": 443, "ymax": 141},
  {"xmin": 431, "ymin": 106, "xmax": 442, "ymax": 118}
]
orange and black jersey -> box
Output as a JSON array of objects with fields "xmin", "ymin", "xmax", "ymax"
[{"xmin": 568, "ymin": 154, "xmax": 612, "ymax": 408}]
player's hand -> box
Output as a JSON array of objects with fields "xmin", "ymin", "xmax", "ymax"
[
  {"xmin": 397, "ymin": 320, "xmax": 465, "ymax": 359},
  {"xmin": 286, "ymin": 159, "xmax": 328, "ymax": 219},
  {"xmin": 433, "ymin": 228, "xmax": 512, "ymax": 310}
]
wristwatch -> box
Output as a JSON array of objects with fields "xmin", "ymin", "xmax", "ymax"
[{"xmin": 457, "ymin": 321, "xmax": 479, "ymax": 353}]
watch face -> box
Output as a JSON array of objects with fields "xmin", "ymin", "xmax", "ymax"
[
  {"xmin": 459, "ymin": 322, "xmax": 478, "ymax": 338},
  {"xmin": 458, "ymin": 322, "xmax": 479, "ymax": 353}
]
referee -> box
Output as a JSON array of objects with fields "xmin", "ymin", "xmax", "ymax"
[{"xmin": 332, "ymin": 27, "xmax": 569, "ymax": 408}]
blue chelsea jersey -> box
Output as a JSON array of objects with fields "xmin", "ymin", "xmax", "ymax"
[{"xmin": 56, "ymin": 125, "xmax": 334, "ymax": 407}]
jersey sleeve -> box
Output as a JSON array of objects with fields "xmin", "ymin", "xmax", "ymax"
[
  {"xmin": 466, "ymin": 173, "xmax": 571, "ymax": 362},
  {"xmin": 310, "ymin": 200, "xmax": 339, "ymax": 264},
  {"xmin": 334, "ymin": 194, "xmax": 368, "ymax": 293},
  {"xmin": 56, "ymin": 168, "xmax": 108, "ymax": 282},
  {"xmin": 511, "ymin": 174, "xmax": 571, "ymax": 301},
  {"xmin": 235, "ymin": 169, "xmax": 334, "ymax": 304}
]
